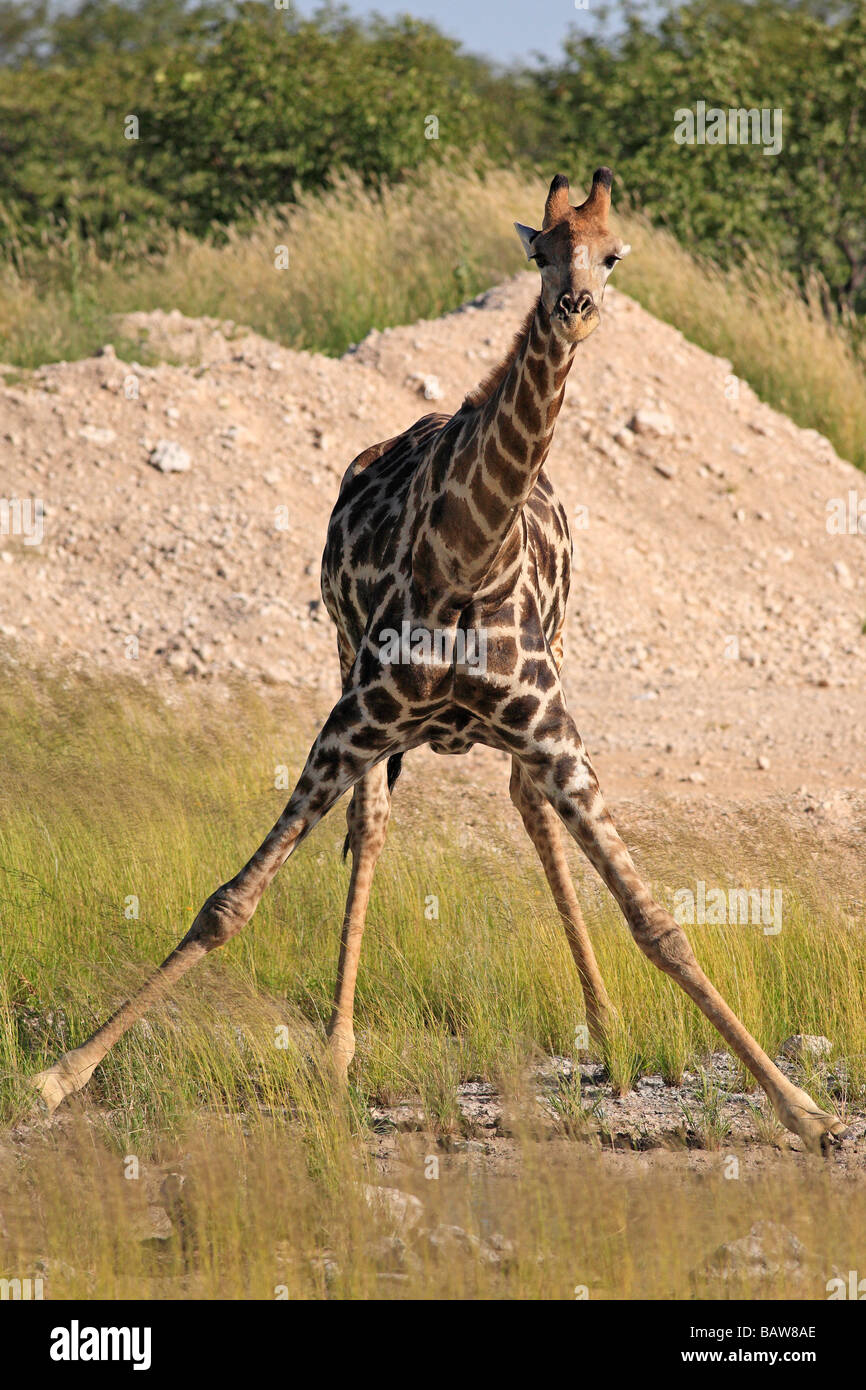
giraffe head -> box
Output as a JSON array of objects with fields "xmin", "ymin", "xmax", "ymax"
[{"xmin": 514, "ymin": 169, "xmax": 630, "ymax": 343}]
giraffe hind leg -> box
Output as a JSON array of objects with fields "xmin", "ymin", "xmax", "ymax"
[
  {"xmin": 328, "ymin": 762, "xmax": 393, "ymax": 1082},
  {"xmin": 509, "ymin": 758, "xmax": 613, "ymax": 1049}
]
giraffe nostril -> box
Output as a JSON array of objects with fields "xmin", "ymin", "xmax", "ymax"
[{"xmin": 557, "ymin": 291, "xmax": 595, "ymax": 320}]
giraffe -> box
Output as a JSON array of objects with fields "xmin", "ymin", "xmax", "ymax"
[{"xmin": 33, "ymin": 170, "xmax": 849, "ymax": 1155}]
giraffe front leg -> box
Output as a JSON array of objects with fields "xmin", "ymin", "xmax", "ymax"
[
  {"xmin": 505, "ymin": 694, "xmax": 850, "ymax": 1156},
  {"xmin": 31, "ymin": 687, "xmax": 401, "ymax": 1114}
]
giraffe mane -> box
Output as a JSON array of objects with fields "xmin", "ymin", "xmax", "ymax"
[{"xmin": 460, "ymin": 301, "xmax": 538, "ymax": 411}]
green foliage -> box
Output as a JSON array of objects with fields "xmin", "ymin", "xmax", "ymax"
[
  {"xmin": 0, "ymin": 55, "xmax": 170, "ymax": 255},
  {"xmin": 542, "ymin": 0, "xmax": 866, "ymax": 314},
  {"xmin": 1, "ymin": 0, "xmax": 865, "ymax": 318},
  {"xmin": 137, "ymin": 6, "xmax": 514, "ymax": 232},
  {"xmin": 0, "ymin": 0, "xmax": 230, "ymax": 64},
  {"xmin": 0, "ymin": 1, "xmax": 525, "ymax": 249}
]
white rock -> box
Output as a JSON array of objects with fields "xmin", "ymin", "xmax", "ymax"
[
  {"xmin": 833, "ymin": 561, "xmax": 854, "ymax": 590},
  {"xmin": 408, "ymin": 373, "xmax": 444, "ymax": 402},
  {"xmin": 700, "ymin": 1222, "xmax": 811, "ymax": 1284},
  {"xmin": 422, "ymin": 375, "xmax": 443, "ymax": 401},
  {"xmin": 133, "ymin": 1205, "xmax": 173, "ymax": 1242},
  {"xmin": 149, "ymin": 439, "xmax": 191, "ymax": 473},
  {"xmin": 362, "ymin": 1185, "xmax": 424, "ymax": 1233},
  {"xmin": 426, "ymin": 1223, "xmax": 500, "ymax": 1264},
  {"xmin": 779, "ymin": 1034, "xmax": 832, "ymax": 1062},
  {"xmin": 260, "ymin": 664, "xmax": 292, "ymax": 685},
  {"xmin": 629, "ymin": 407, "xmax": 675, "ymax": 437},
  {"xmin": 78, "ymin": 425, "xmax": 116, "ymax": 445}
]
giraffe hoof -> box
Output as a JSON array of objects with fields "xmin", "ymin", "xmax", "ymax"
[
  {"xmin": 30, "ymin": 1053, "xmax": 99, "ymax": 1114},
  {"xmin": 779, "ymin": 1089, "xmax": 852, "ymax": 1156},
  {"xmin": 820, "ymin": 1124, "xmax": 854, "ymax": 1156},
  {"xmin": 30, "ymin": 1067, "xmax": 73, "ymax": 1115}
]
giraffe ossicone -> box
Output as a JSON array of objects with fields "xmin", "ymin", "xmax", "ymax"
[{"xmin": 32, "ymin": 171, "xmax": 850, "ymax": 1157}]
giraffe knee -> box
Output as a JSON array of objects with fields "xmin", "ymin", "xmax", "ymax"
[
  {"xmin": 185, "ymin": 882, "xmax": 248, "ymax": 952},
  {"xmin": 631, "ymin": 905, "xmax": 699, "ymax": 977}
]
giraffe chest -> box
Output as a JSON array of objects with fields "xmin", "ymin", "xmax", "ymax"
[{"xmin": 320, "ymin": 416, "xmax": 573, "ymax": 717}]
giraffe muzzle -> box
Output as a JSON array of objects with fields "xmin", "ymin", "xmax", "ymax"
[{"xmin": 556, "ymin": 290, "xmax": 596, "ymax": 322}]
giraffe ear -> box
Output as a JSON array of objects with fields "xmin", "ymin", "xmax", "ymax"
[{"xmin": 514, "ymin": 223, "xmax": 539, "ymax": 260}]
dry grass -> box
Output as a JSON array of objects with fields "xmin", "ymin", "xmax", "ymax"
[
  {"xmin": 4, "ymin": 1112, "xmax": 865, "ymax": 1301},
  {"xmin": 1, "ymin": 163, "xmax": 864, "ymax": 468}
]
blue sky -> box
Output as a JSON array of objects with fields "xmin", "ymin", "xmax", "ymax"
[{"xmin": 292, "ymin": 0, "xmax": 629, "ymax": 65}]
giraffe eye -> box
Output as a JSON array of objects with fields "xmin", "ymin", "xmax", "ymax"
[
  {"xmin": 604, "ymin": 254, "xmax": 620, "ymax": 270},
  {"xmin": 533, "ymin": 251, "xmax": 549, "ymax": 269}
]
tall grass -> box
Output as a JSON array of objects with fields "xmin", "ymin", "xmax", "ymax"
[
  {"xmin": 4, "ymin": 1111, "xmax": 865, "ymax": 1301},
  {"xmin": 0, "ymin": 164, "xmax": 527, "ymax": 366},
  {"xmin": 1, "ymin": 667, "xmax": 864, "ymax": 1299},
  {"xmin": 1, "ymin": 163, "xmax": 864, "ymax": 467},
  {"xmin": 2, "ymin": 664, "xmax": 864, "ymax": 1132}
]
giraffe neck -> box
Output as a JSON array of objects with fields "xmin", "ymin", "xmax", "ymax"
[{"xmin": 414, "ymin": 296, "xmax": 577, "ymax": 598}]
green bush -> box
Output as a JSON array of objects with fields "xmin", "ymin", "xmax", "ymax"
[
  {"xmin": 0, "ymin": 0, "xmax": 864, "ymax": 321},
  {"xmin": 0, "ymin": 1, "xmax": 528, "ymax": 251},
  {"xmin": 538, "ymin": 0, "xmax": 866, "ymax": 317}
]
